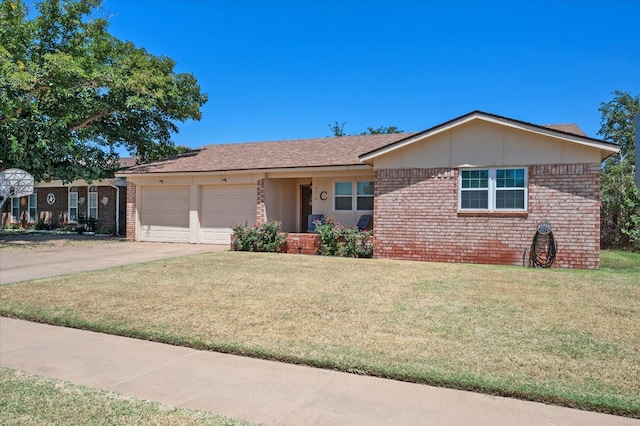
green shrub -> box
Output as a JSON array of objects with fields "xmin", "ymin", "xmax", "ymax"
[
  {"xmin": 232, "ymin": 223, "xmax": 259, "ymax": 251},
  {"xmin": 232, "ymin": 221, "xmax": 288, "ymax": 253},
  {"xmin": 33, "ymin": 221, "xmax": 50, "ymax": 230},
  {"xmin": 315, "ymin": 217, "xmax": 342, "ymax": 256},
  {"xmin": 96, "ymin": 226, "xmax": 112, "ymax": 235},
  {"xmin": 316, "ymin": 218, "xmax": 374, "ymax": 258},
  {"xmin": 342, "ymin": 227, "xmax": 374, "ymax": 258},
  {"xmin": 255, "ymin": 221, "xmax": 288, "ymax": 252},
  {"xmin": 2, "ymin": 223, "xmax": 21, "ymax": 230},
  {"xmin": 87, "ymin": 217, "xmax": 98, "ymax": 232}
]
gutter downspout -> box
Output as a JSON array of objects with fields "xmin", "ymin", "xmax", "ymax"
[{"xmin": 110, "ymin": 183, "xmax": 120, "ymax": 236}]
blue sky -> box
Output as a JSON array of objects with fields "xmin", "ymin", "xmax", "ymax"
[{"xmin": 102, "ymin": 0, "xmax": 639, "ymax": 149}]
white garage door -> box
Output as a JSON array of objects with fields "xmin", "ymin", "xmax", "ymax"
[
  {"xmin": 140, "ymin": 187, "xmax": 190, "ymax": 242},
  {"xmin": 200, "ymin": 185, "xmax": 256, "ymax": 244}
]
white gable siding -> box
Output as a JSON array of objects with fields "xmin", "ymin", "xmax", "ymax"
[{"xmin": 372, "ymin": 120, "xmax": 601, "ymax": 169}]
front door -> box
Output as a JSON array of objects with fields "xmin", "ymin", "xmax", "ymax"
[{"xmin": 300, "ymin": 185, "xmax": 312, "ymax": 232}]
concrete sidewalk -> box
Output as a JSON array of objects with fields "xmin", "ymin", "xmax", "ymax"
[{"xmin": 1, "ymin": 318, "xmax": 637, "ymax": 426}]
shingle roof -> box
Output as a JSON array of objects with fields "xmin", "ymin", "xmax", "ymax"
[
  {"xmin": 120, "ymin": 133, "xmax": 414, "ymax": 174},
  {"xmin": 120, "ymin": 111, "xmax": 615, "ymax": 176},
  {"xmin": 541, "ymin": 123, "xmax": 587, "ymax": 136},
  {"xmin": 118, "ymin": 157, "xmax": 137, "ymax": 169}
]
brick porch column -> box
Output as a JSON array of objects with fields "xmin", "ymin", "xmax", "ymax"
[
  {"xmin": 256, "ymin": 178, "xmax": 266, "ymax": 225},
  {"xmin": 126, "ymin": 181, "xmax": 136, "ymax": 241}
]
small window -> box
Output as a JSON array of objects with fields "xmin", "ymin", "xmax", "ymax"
[
  {"xmin": 28, "ymin": 193, "xmax": 37, "ymax": 222},
  {"xmin": 69, "ymin": 187, "xmax": 78, "ymax": 221},
  {"xmin": 356, "ymin": 181, "xmax": 374, "ymax": 210},
  {"xmin": 495, "ymin": 169, "xmax": 525, "ymax": 209},
  {"xmin": 459, "ymin": 168, "xmax": 527, "ymax": 211},
  {"xmin": 89, "ymin": 186, "xmax": 98, "ymax": 219},
  {"xmin": 11, "ymin": 197, "xmax": 20, "ymax": 222},
  {"xmin": 460, "ymin": 170, "xmax": 489, "ymax": 209},
  {"xmin": 334, "ymin": 181, "xmax": 353, "ymax": 211},
  {"xmin": 334, "ymin": 181, "xmax": 375, "ymax": 211}
]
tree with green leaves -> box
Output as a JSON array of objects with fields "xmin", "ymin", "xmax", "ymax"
[
  {"xmin": 598, "ymin": 90, "xmax": 640, "ymax": 249},
  {"xmin": 0, "ymin": 0, "xmax": 208, "ymax": 183},
  {"xmin": 328, "ymin": 120, "xmax": 347, "ymax": 137},
  {"xmin": 329, "ymin": 121, "xmax": 403, "ymax": 137},
  {"xmin": 360, "ymin": 125, "xmax": 402, "ymax": 135}
]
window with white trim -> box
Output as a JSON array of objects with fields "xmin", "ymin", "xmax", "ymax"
[
  {"xmin": 69, "ymin": 187, "xmax": 78, "ymax": 221},
  {"xmin": 11, "ymin": 197, "xmax": 20, "ymax": 222},
  {"xmin": 28, "ymin": 193, "xmax": 37, "ymax": 222},
  {"xmin": 357, "ymin": 181, "xmax": 374, "ymax": 210},
  {"xmin": 88, "ymin": 186, "xmax": 98, "ymax": 219},
  {"xmin": 334, "ymin": 181, "xmax": 374, "ymax": 211},
  {"xmin": 459, "ymin": 168, "xmax": 527, "ymax": 211},
  {"xmin": 334, "ymin": 181, "xmax": 352, "ymax": 210}
]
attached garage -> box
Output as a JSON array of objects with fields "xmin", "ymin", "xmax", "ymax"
[
  {"xmin": 140, "ymin": 186, "xmax": 190, "ymax": 243},
  {"xmin": 200, "ymin": 185, "xmax": 257, "ymax": 244}
]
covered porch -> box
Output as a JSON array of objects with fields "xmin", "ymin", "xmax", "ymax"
[{"xmin": 260, "ymin": 169, "xmax": 375, "ymax": 233}]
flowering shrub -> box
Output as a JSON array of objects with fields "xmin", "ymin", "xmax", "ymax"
[
  {"xmin": 232, "ymin": 221, "xmax": 288, "ymax": 253},
  {"xmin": 232, "ymin": 223, "xmax": 258, "ymax": 251},
  {"xmin": 315, "ymin": 217, "xmax": 374, "ymax": 258}
]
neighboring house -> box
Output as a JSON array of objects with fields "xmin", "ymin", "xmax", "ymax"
[
  {"xmin": 1, "ymin": 158, "xmax": 134, "ymax": 234},
  {"xmin": 119, "ymin": 111, "xmax": 619, "ymax": 269}
]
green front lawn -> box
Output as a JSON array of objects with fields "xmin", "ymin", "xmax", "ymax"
[{"xmin": 1, "ymin": 250, "xmax": 638, "ymax": 417}]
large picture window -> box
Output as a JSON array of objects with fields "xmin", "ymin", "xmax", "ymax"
[
  {"xmin": 28, "ymin": 193, "xmax": 37, "ymax": 222},
  {"xmin": 334, "ymin": 181, "xmax": 374, "ymax": 211},
  {"xmin": 459, "ymin": 168, "xmax": 526, "ymax": 211}
]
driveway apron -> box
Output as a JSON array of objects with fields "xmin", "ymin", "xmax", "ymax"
[{"xmin": 0, "ymin": 238, "xmax": 223, "ymax": 285}]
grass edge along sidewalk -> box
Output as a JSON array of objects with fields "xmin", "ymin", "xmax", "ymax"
[
  {"xmin": 0, "ymin": 250, "xmax": 638, "ymax": 418},
  {"xmin": 0, "ymin": 367, "xmax": 255, "ymax": 426}
]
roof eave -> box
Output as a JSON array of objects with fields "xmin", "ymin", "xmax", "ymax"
[
  {"xmin": 359, "ymin": 111, "xmax": 620, "ymax": 163},
  {"xmin": 116, "ymin": 163, "xmax": 373, "ymax": 179}
]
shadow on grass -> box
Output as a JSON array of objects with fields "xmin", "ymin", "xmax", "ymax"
[{"xmin": 600, "ymin": 250, "xmax": 640, "ymax": 273}]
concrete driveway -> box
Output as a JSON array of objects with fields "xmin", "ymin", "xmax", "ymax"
[{"xmin": 0, "ymin": 233, "xmax": 226, "ymax": 285}]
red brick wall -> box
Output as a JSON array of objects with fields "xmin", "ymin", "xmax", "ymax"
[
  {"xmin": 284, "ymin": 233, "xmax": 319, "ymax": 254},
  {"xmin": 43, "ymin": 188, "xmax": 71, "ymax": 226},
  {"xmin": 95, "ymin": 186, "xmax": 116, "ymax": 232},
  {"xmin": 229, "ymin": 232, "xmax": 318, "ymax": 254},
  {"xmin": 2, "ymin": 185, "xmax": 124, "ymax": 232},
  {"xmin": 373, "ymin": 163, "xmax": 601, "ymax": 269},
  {"xmin": 1, "ymin": 194, "xmax": 30, "ymax": 226},
  {"xmin": 0, "ymin": 194, "xmax": 32, "ymax": 226},
  {"xmin": 126, "ymin": 181, "xmax": 136, "ymax": 241}
]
